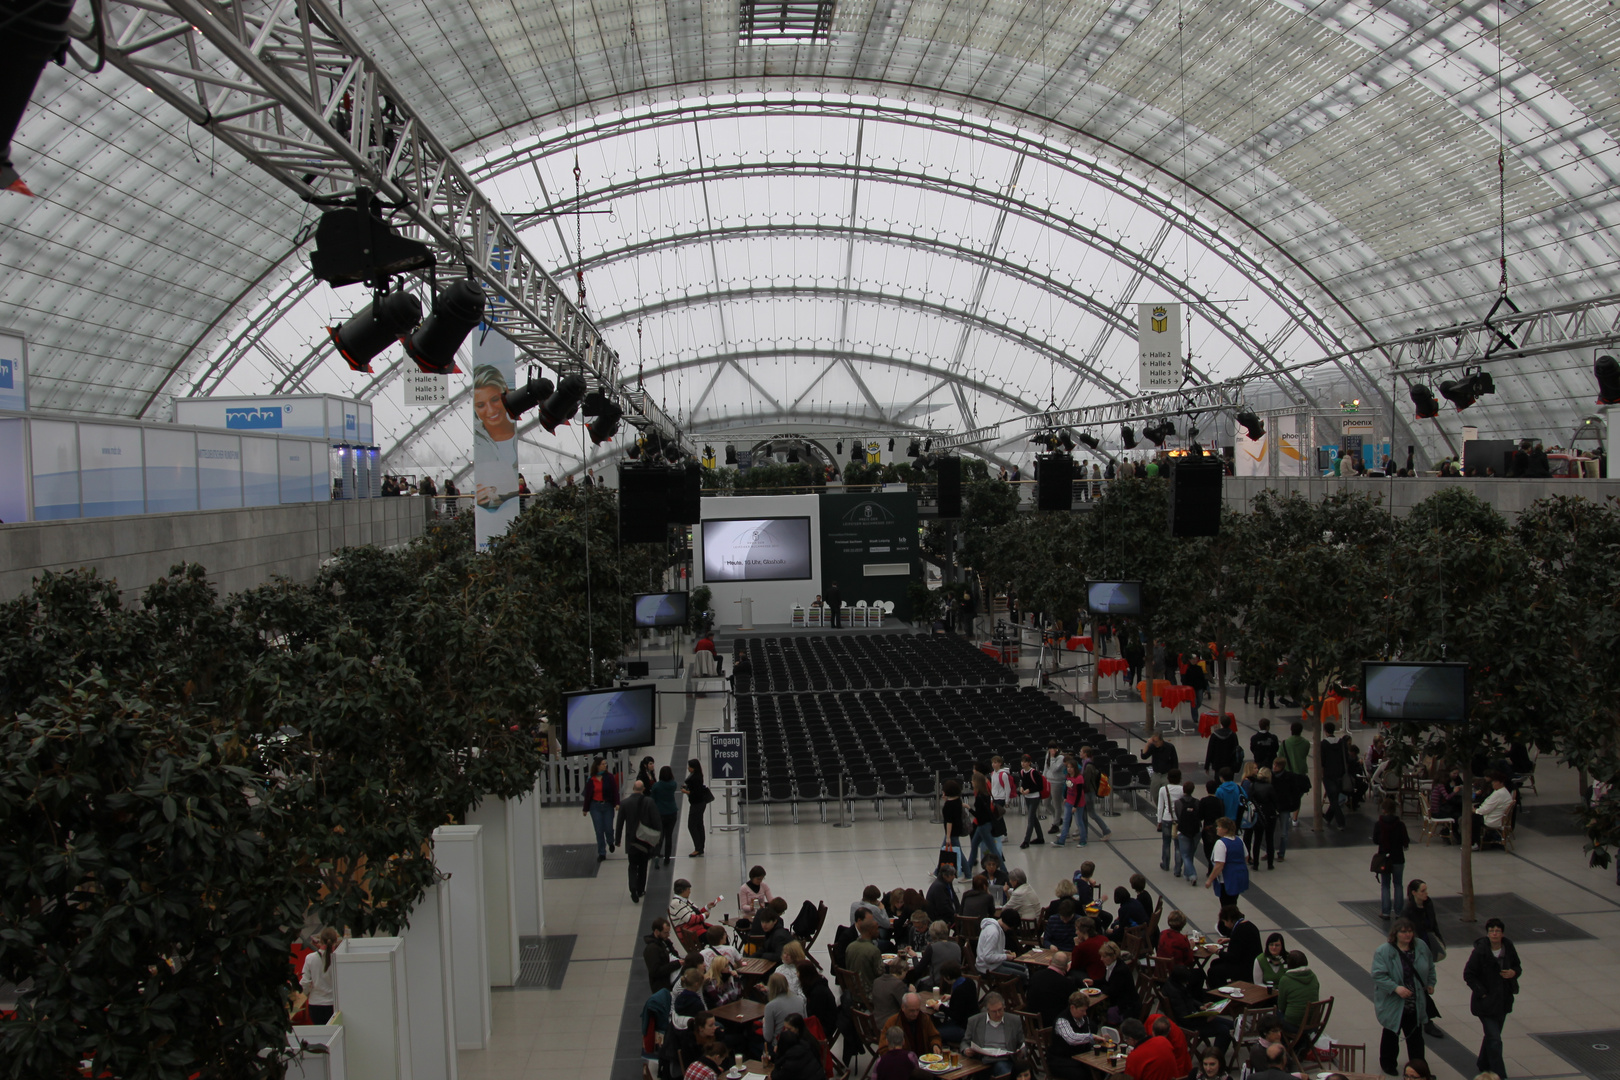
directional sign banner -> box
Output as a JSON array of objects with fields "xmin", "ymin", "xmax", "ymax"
[{"xmin": 710, "ymin": 732, "xmax": 746, "ymax": 782}]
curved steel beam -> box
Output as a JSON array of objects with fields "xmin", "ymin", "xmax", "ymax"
[{"xmin": 385, "ymin": 345, "xmax": 1046, "ymax": 474}]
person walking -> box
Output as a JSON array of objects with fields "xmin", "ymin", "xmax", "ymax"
[
  {"xmin": 1463, "ymin": 918, "xmax": 1520, "ymax": 1079},
  {"xmin": 681, "ymin": 759, "xmax": 712, "ymax": 857},
  {"xmin": 1173, "ymin": 780, "xmax": 1201, "ymax": 882},
  {"xmin": 652, "ymin": 765, "xmax": 681, "ymax": 868},
  {"xmin": 300, "ymin": 928, "xmax": 342, "ymax": 1024},
  {"xmin": 616, "ymin": 779, "xmax": 660, "ymax": 902},
  {"xmin": 1018, "ymin": 754, "xmax": 1046, "ymax": 848},
  {"xmin": 582, "ymin": 756, "xmax": 620, "ymax": 861},
  {"xmin": 1140, "ymin": 732, "xmax": 1179, "ymax": 806},
  {"xmin": 1203, "ymin": 818, "xmax": 1249, "ymax": 915},
  {"xmin": 1054, "ymin": 759, "xmax": 1085, "ymax": 847},
  {"xmin": 1249, "ymin": 719, "xmax": 1280, "ymax": 774},
  {"xmin": 1372, "ymin": 918, "xmax": 1435, "ymax": 1078},
  {"xmin": 1372, "ymin": 799, "xmax": 1411, "ymax": 920},
  {"xmin": 941, "ymin": 779, "xmax": 969, "ymax": 875},
  {"xmin": 1155, "ymin": 768, "xmax": 1183, "ymax": 873},
  {"xmin": 1247, "ymin": 767, "xmax": 1279, "ymax": 870},
  {"xmin": 1043, "ymin": 744, "xmax": 1068, "ymax": 821},
  {"xmin": 1320, "ymin": 722, "xmax": 1351, "ymax": 828},
  {"xmin": 1402, "ymin": 880, "xmax": 1446, "ymax": 1039},
  {"xmin": 968, "ymin": 774, "xmax": 1003, "ymax": 869},
  {"xmin": 1080, "ymin": 748, "xmax": 1113, "ymax": 843},
  {"xmin": 1281, "ymin": 722, "xmax": 1311, "ymax": 803},
  {"xmin": 1271, "ymin": 757, "xmax": 1309, "ymax": 861}
]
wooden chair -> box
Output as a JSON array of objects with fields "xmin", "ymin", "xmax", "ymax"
[
  {"xmin": 1497, "ymin": 799, "xmax": 1518, "ymax": 852},
  {"xmin": 1121, "ymin": 927, "xmax": 1147, "ymax": 960},
  {"xmin": 1228, "ymin": 1006, "xmax": 1273, "ymax": 1069},
  {"xmin": 954, "ymin": 915, "xmax": 981, "ymax": 943},
  {"xmin": 984, "ymin": 970, "xmax": 1026, "ymax": 1010},
  {"xmin": 833, "ymin": 965, "xmax": 871, "ymax": 1010},
  {"xmin": 802, "ymin": 902, "xmax": 830, "ymax": 953},
  {"xmin": 1326, "ymin": 1042, "xmax": 1364, "ymax": 1073},
  {"xmin": 1285, "ymin": 996, "xmax": 1334, "ymax": 1063},
  {"xmin": 675, "ymin": 924, "xmax": 706, "ymax": 955},
  {"xmin": 849, "ymin": 1009, "xmax": 881, "ymax": 1080},
  {"xmin": 1145, "ymin": 898, "xmax": 1163, "ymax": 939},
  {"xmin": 1420, "ymin": 795, "xmax": 1456, "ymax": 845}
]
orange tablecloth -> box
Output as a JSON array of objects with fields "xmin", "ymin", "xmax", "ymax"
[
  {"xmin": 1098, "ymin": 657, "xmax": 1129, "ymax": 678},
  {"xmin": 1137, "ymin": 679, "xmax": 1173, "ymax": 700}
]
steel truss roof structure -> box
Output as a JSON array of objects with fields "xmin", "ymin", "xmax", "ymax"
[{"xmin": 7, "ymin": 0, "xmax": 1620, "ymax": 484}]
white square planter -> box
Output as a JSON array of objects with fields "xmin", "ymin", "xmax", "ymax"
[
  {"xmin": 401, "ymin": 878, "xmax": 458, "ymax": 1080},
  {"xmin": 432, "ymin": 824, "xmax": 490, "ymax": 1050},
  {"xmin": 287, "ymin": 1024, "xmax": 346, "ymax": 1080},
  {"xmin": 333, "ymin": 937, "xmax": 411, "ymax": 1080},
  {"xmin": 465, "ymin": 800, "xmax": 519, "ymax": 986}
]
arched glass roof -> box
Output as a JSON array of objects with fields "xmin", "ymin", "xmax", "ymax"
[{"xmin": 4, "ymin": 0, "xmax": 1618, "ymax": 481}]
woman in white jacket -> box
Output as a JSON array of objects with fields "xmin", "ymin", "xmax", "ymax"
[{"xmin": 300, "ymin": 928, "xmax": 342, "ymax": 1024}]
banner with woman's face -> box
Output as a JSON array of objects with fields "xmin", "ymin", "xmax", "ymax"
[{"xmin": 471, "ymin": 330, "xmax": 521, "ymax": 550}]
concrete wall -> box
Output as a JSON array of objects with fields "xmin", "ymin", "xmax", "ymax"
[
  {"xmin": 0, "ymin": 495, "xmax": 427, "ymax": 602},
  {"xmin": 1223, "ymin": 475, "xmax": 1620, "ymax": 518}
]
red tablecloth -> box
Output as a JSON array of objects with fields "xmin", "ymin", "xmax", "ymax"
[
  {"xmin": 1098, "ymin": 657, "xmax": 1129, "ymax": 678},
  {"xmin": 1160, "ymin": 685, "xmax": 1195, "ymax": 710},
  {"xmin": 1065, "ymin": 635, "xmax": 1094, "ymax": 652},
  {"xmin": 1198, "ymin": 711, "xmax": 1237, "ymax": 737}
]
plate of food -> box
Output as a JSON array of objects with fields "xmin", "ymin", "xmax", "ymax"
[
  {"xmin": 882, "ymin": 953, "xmax": 899, "ymax": 962},
  {"xmin": 919, "ymin": 1054, "xmax": 943, "ymax": 1064},
  {"xmin": 1081, "ymin": 987, "xmax": 1102, "ymax": 996},
  {"xmin": 1217, "ymin": 986, "xmax": 1244, "ymax": 997},
  {"xmin": 924, "ymin": 1063, "xmax": 952, "ymax": 1073},
  {"xmin": 925, "ymin": 999, "xmax": 941, "ymax": 1010}
]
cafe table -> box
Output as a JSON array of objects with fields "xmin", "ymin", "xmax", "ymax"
[
  {"xmin": 1014, "ymin": 948, "xmax": 1063, "ymax": 968},
  {"xmin": 705, "ymin": 999, "xmax": 767, "ymax": 1026},
  {"xmin": 1075, "ymin": 1048, "xmax": 1130, "ymax": 1077},
  {"xmin": 736, "ymin": 957, "xmax": 777, "ymax": 979},
  {"xmin": 1204, "ymin": 979, "xmax": 1277, "ymax": 1008}
]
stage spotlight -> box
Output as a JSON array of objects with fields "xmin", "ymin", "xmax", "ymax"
[
  {"xmin": 1596, "ymin": 355, "xmax": 1620, "ymax": 404},
  {"xmin": 787, "ymin": 446, "xmax": 800, "ymax": 463},
  {"xmin": 587, "ymin": 402, "xmax": 624, "ymax": 444},
  {"xmin": 1440, "ymin": 377, "xmax": 1477, "ymax": 411},
  {"xmin": 664, "ymin": 443, "xmax": 682, "ymax": 463},
  {"xmin": 907, "ymin": 439, "xmax": 921, "ymax": 458},
  {"xmin": 1077, "ymin": 431, "xmax": 1100, "ymax": 451},
  {"xmin": 924, "ymin": 438, "xmax": 933, "ymax": 453},
  {"xmin": 581, "ymin": 390, "xmax": 611, "ymax": 417},
  {"xmin": 888, "ymin": 438, "xmax": 895, "ymax": 452},
  {"xmin": 501, "ymin": 373, "xmax": 553, "ymax": 420},
  {"xmin": 309, "ymin": 201, "xmax": 434, "ymax": 287},
  {"xmin": 404, "ymin": 278, "xmax": 485, "ymax": 374},
  {"xmin": 852, "ymin": 441, "xmax": 863, "ymax": 462},
  {"xmin": 1144, "ymin": 423, "xmax": 1168, "ymax": 447},
  {"xmin": 1187, "ymin": 424, "xmax": 1200, "ymax": 441},
  {"xmin": 327, "ymin": 290, "xmax": 422, "ymax": 373},
  {"xmin": 725, "ymin": 444, "xmax": 737, "ymax": 465},
  {"xmin": 1473, "ymin": 371, "xmax": 1496, "ymax": 397},
  {"xmin": 1121, "ymin": 425, "xmax": 1138, "ymax": 450},
  {"xmin": 628, "ymin": 439, "xmax": 643, "ymax": 460},
  {"xmin": 836, "ymin": 441, "xmax": 843, "ymax": 455},
  {"xmin": 1236, "ymin": 410, "xmax": 1265, "ymax": 440},
  {"xmin": 1058, "ymin": 431, "xmax": 1076, "ymax": 452},
  {"xmin": 538, "ymin": 373, "xmax": 588, "ymax": 432},
  {"xmin": 1410, "ymin": 384, "xmax": 1440, "ymax": 419}
]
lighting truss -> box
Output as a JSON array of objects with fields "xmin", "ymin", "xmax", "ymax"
[{"xmin": 66, "ymin": 0, "xmax": 684, "ymax": 449}]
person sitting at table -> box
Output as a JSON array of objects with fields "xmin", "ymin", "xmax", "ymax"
[
  {"xmin": 1072, "ymin": 862, "xmax": 1102, "ymax": 906},
  {"xmin": 670, "ymin": 880, "xmax": 717, "ymax": 937},
  {"xmin": 797, "ymin": 962, "xmax": 841, "ymax": 1055},
  {"xmin": 963, "ymin": 992, "xmax": 1025, "ymax": 1077},
  {"xmin": 1156, "ymin": 909, "xmax": 1195, "ymax": 970},
  {"xmin": 738, "ymin": 865, "xmax": 776, "ymax": 929},
  {"xmin": 872, "ymin": 1025, "xmax": 931, "ymax": 1080},
  {"xmin": 672, "ymin": 968, "xmax": 711, "ymax": 1055},
  {"xmin": 1045, "ymin": 990, "xmax": 1096, "ymax": 1080},
  {"xmin": 977, "ymin": 909, "xmax": 1027, "ymax": 978},
  {"xmin": 911, "ymin": 921, "xmax": 961, "ymax": 990},
  {"xmin": 881, "ymin": 993, "xmax": 943, "ymax": 1054},
  {"xmin": 644, "ymin": 917, "xmax": 683, "ymax": 991},
  {"xmin": 982, "ymin": 855, "xmax": 1011, "ymax": 906},
  {"xmin": 705, "ymin": 955, "xmax": 743, "ymax": 1009},
  {"xmin": 1193, "ymin": 1047, "xmax": 1233, "ymax": 1080},
  {"xmin": 1070, "ymin": 917, "xmax": 1108, "ymax": 982},
  {"xmin": 778, "ymin": 941, "xmax": 808, "ymax": 996},
  {"xmin": 769, "ymin": 1014, "xmax": 828, "ymax": 1080},
  {"xmin": 961, "ymin": 874, "xmax": 997, "ymax": 919},
  {"xmin": 1043, "ymin": 899, "xmax": 1079, "ymax": 951},
  {"xmin": 937, "ymin": 961, "xmax": 977, "ymax": 1045},
  {"xmin": 1244, "ymin": 1015, "xmax": 1286, "ymax": 1074},
  {"xmin": 1246, "ymin": 1040, "xmax": 1295, "ymax": 1080},
  {"xmin": 1096, "ymin": 941, "xmax": 1139, "ymax": 1025},
  {"xmin": 1160, "ymin": 966, "xmax": 1233, "ymax": 1053},
  {"xmin": 926, "ymin": 867, "xmax": 960, "ymax": 922},
  {"xmin": 1120, "ymin": 1017, "xmax": 1177, "ymax": 1080},
  {"xmin": 763, "ymin": 972, "xmax": 807, "ymax": 1043},
  {"xmin": 684, "ymin": 1038, "xmax": 730, "ymax": 1080},
  {"xmin": 903, "ymin": 910, "xmax": 932, "ymax": 954},
  {"xmin": 701, "ymin": 925, "xmax": 744, "ymax": 970},
  {"xmin": 871, "ymin": 957, "xmax": 910, "ymax": 1028},
  {"xmin": 851, "ymin": 884, "xmax": 894, "ymax": 931},
  {"xmin": 1275, "ymin": 950, "xmax": 1320, "ymax": 1038},
  {"xmin": 1027, "ymin": 951, "xmax": 1073, "ymax": 1027},
  {"xmin": 1253, "ymin": 932, "xmax": 1288, "ymax": 987},
  {"xmin": 1110, "ymin": 885, "xmax": 1147, "ymax": 939},
  {"xmin": 1204, "ymin": 905, "xmax": 1260, "ymax": 988},
  {"xmin": 755, "ymin": 908, "xmax": 797, "ymax": 963},
  {"xmin": 845, "ymin": 909, "xmax": 885, "ymax": 998},
  {"xmin": 1005, "ymin": 868, "xmax": 1041, "ymax": 923},
  {"xmin": 1473, "ymin": 773, "xmax": 1515, "ymax": 849}
]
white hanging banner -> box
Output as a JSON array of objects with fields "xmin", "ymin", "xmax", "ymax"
[
  {"xmin": 471, "ymin": 331, "xmax": 522, "ymax": 551},
  {"xmin": 403, "ymin": 371, "xmax": 449, "ymax": 406},
  {"xmin": 1137, "ymin": 303, "xmax": 1184, "ymax": 390},
  {"xmin": 1235, "ymin": 423, "xmax": 1269, "ymax": 477},
  {"xmin": 1274, "ymin": 414, "xmax": 1304, "ymax": 477}
]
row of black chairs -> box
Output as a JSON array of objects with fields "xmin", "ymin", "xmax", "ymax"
[{"xmin": 732, "ymin": 632, "xmax": 1016, "ymax": 694}]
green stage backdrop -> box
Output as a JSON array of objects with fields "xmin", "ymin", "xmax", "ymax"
[{"xmin": 818, "ymin": 491, "xmax": 921, "ymax": 622}]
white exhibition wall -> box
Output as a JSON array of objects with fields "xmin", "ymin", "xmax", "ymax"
[{"xmin": 695, "ymin": 494, "xmax": 822, "ymax": 626}]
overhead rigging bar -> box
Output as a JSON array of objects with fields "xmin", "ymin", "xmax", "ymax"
[{"xmin": 68, "ymin": 0, "xmax": 689, "ymax": 451}]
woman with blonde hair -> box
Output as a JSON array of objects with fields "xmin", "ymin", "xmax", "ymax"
[
  {"xmin": 778, "ymin": 940, "xmax": 808, "ymax": 995},
  {"xmin": 761, "ymin": 971, "xmax": 807, "ymax": 1042},
  {"xmin": 704, "ymin": 954, "xmax": 742, "ymax": 1008},
  {"xmin": 300, "ymin": 928, "xmax": 342, "ymax": 1024}
]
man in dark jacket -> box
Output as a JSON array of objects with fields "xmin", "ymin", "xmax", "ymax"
[
  {"xmin": 644, "ymin": 916, "xmax": 682, "ymax": 991},
  {"xmin": 1026, "ymin": 951, "xmax": 1074, "ymax": 1027},
  {"xmin": 926, "ymin": 867, "xmax": 959, "ymax": 922},
  {"xmin": 615, "ymin": 780, "xmax": 658, "ymax": 902},
  {"xmin": 1139, "ymin": 732, "xmax": 1179, "ymax": 805},
  {"xmin": 1249, "ymin": 719, "xmax": 1280, "ymax": 775},
  {"xmin": 1464, "ymin": 918, "xmax": 1521, "ymax": 1079},
  {"xmin": 1270, "ymin": 759, "xmax": 1310, "ymax": 862},
  {"xmin": 755, "ymin": 907, "xmax": 797, "ymax": 963},
  {"xmin": 1205, "ymin": 906, "xmax": 1261, "ymax": 987},
  {"xmin": 1319, "ymin": 722, "xmax": 1350, "ymax": 828}
]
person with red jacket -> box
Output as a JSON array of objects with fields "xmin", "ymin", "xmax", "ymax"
[
  {"xmin": 582, "ymin": 756, "xmax": 620, "ymax": 861},
  {"xmin": 1069, "ymin": 918, "xmax": 1108, "ymax": 983},
  {"xmin": 1155, "ymin": 909, "xmax": 1196, "ymax": 969},
  {"xmin": 1143, "ymin": 1014, "xmax": 1191, "ymax": 1076},
  {"xmin": 1120, "ymin": 1018, "xmax": 1178, "ymax": 1080}
]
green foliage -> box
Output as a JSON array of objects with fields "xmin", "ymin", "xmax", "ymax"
[
  {"xmin": 907, "ymin": 580, "xmax": 945, "ymax": 628},
  {"xmin": 734, "ymin": 463, "xmax": 818, "ymax": 490},
  {"xmin": 690, "ymin": 586, "xmax": 714, "ymax": 632}
]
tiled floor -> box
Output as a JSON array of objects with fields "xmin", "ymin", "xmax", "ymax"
[{"xmin": 458, "ymin": 658, "xmax": 1620, "ymax": 1080}]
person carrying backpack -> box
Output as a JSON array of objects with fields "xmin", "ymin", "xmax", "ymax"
[
  {"xmin": 1019, "ymin": 753, "xmax": 1047, "ymax": 848},
  {"xmin": 1155, "ymin": 768, "xmax": 1184, "ymax": 873},
  {"xmin": 1174, "ymin": 781, "xmax": 1202, "ymax": 882}
]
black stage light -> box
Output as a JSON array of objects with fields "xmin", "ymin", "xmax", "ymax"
[
  {"xmin": 664, "ymin": 443, "xmax": 683, "ymax": 463},
  {"xmin": 628, "ymin": 440, "xmax": 643, "ymax": 460},
  {"xmin": 587, "ymin": 402, "xmax": 624, "ymax": 444},
  {"xmin": 1440, "ymin": 377, "xmax": 1477, "ymax": 411},
  {"xmin": 836, "ymin": 441, "xmax": 843, "ymax": 455},
  {"xmin": 1144, "ymin": 423, "xmax": 1168, "ymax": 447},
  {"xmin": 907, "ymin": 439, "xmax": 921, "ymax": 458},
  {"xmin": 581, "ymin": 390, "xmax": 611, "ymax": 417},
  {"xmin": 502, "ymin": 373, "xmax": 553, "ymax": 420},
  {"xmin": 725, "ymin": 444, "xmax": 738, "ymax": 465},
  {"xmin": 539, "ymin": 373, "xmax": 588, "ymax": 432},
  {"xmin": 1236, "ymin": 410, "xmax": 1265, "ymax": 440},
  {"xmin": 1186, "ymin": 423, "xmax": 1200, "ymax": 441},
  {"xmin": 309, "ymin": 201, "xmax": 435, "ymax": 287},
  {"xmin": 1596, "ymin": 355, "xmax": 1620, "ymax": 404},
  {"xmin": 1058, "ymin": 431, "xmax": 1076, "ymax": 452},
  {"xmin": 1077, "ymin": 431, "xmax": 1100, "ymax": 451},
  {"xmin": 1121, "ymin": 425, "xmax": 1138, "ymax": 450},
  {"xmin": 787, "ymin": 446, "xmax": 800, "ymax": 463},
  {"xmin": 328, "ymin": 290, "xmax": 422, "ymax": 373},
  {"xmin": 404, "ymin": 279, "xmax": 485, "ymax": 374},
  {"xmin": 1411, "ymin": 384, "xmax": 1440, "ymax": 419},
  {"xmin": 888, "ymin": 438, "xmax": 895, "ymax": 451},
  {"xmin": 924, "ymin": 438, "xmax": 933, "ymax": 452},
  {"xmin": 852, "ymin": 441, "xmax": 863, "ymax": 462}
]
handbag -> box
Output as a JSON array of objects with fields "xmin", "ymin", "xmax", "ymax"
[
  {"xmin": 1369, "ymin": 850, "xmax": 1390, "ymax": 875},
  {"xmin": 938, "ymin": 842, "xmax": 958, "ymax": 871},
  {"xmin": 991, "ymin": 806, "xmax": 1008, "ymax": 838}
]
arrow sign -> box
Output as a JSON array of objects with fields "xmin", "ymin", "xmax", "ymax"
[{"xmin": 710, "ymin": 731, "xmax": 746, "ymax": 783}]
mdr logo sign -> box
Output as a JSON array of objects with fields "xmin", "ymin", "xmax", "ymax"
[{"xmin": 224, "ymin": 405, "xmax": 287, "ymax": 430}]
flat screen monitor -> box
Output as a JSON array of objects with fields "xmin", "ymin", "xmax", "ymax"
[
  {"xmin": 1362, "ymin": 662, "xmax": 1469, "ymax": 723},
  {"xmin": 700, "ymin": 517, "xmax": 813, "ymax": 582},
  {"xmin": 1086, "ymin": 580, "xmax": 1143, "ymax": 616},
  {"xmin": 563, "ymin": 684, "xmax": 657, "ymax": 755},
  {"xmin": 633, "ymin": 592, "xmax": 689, "ymax": 628}
]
